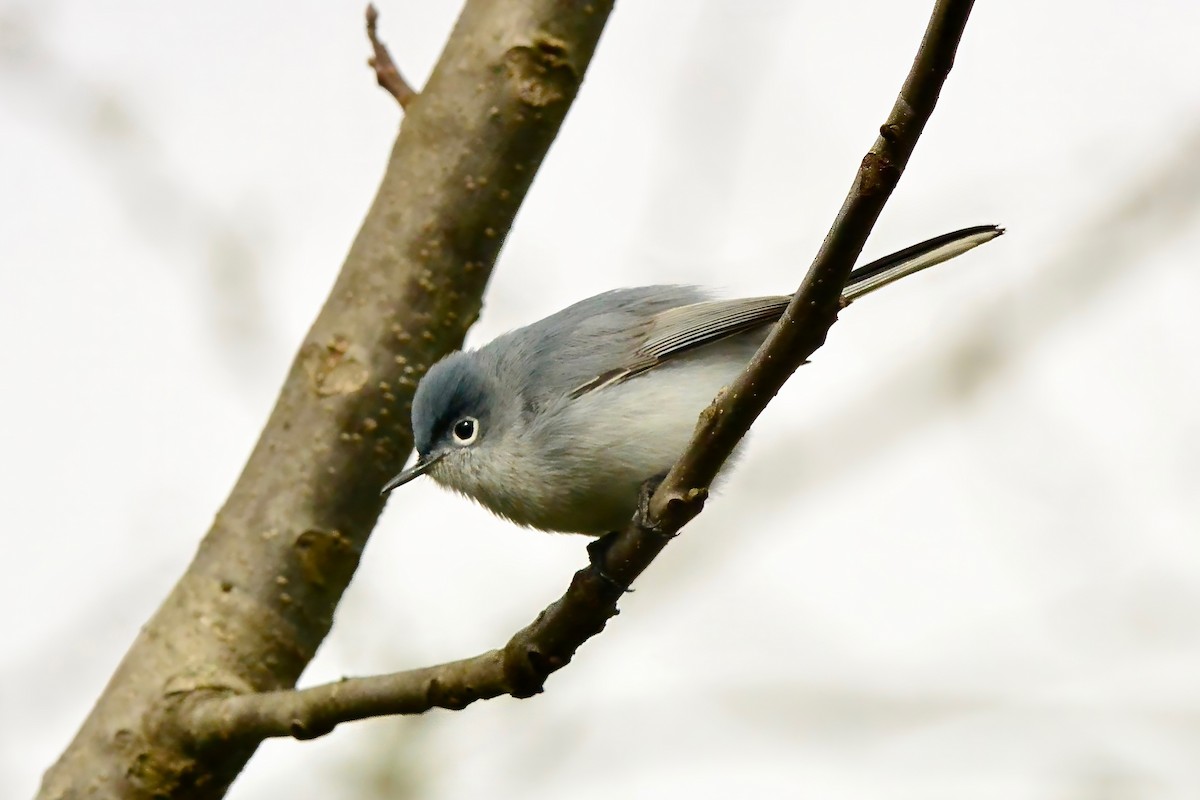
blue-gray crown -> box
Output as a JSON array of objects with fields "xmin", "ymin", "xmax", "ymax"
[{"xmin": 411, "ymin": 352, "xmax": 494, "ymax": 456}]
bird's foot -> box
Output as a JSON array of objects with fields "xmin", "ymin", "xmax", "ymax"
[{"xmin": 586, "ymin": 532, "xmax": 633, "ymax": 593}]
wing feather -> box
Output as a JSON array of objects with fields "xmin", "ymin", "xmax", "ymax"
[
  {"xmin": 568, "ymin": 296, "xmax": 787, "ymax": 398},
  {"xmin": 641, "ymin": 296, "xmax": 789, "ymax": 359}
]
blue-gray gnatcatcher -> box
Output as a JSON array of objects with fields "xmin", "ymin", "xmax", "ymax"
[{"xmin": 382, "ymin": 225, "xmax": 1003, "ymax": 535}]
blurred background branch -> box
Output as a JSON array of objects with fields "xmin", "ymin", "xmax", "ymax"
[{"xmin": 0, "ymin": 2, "xmax": 281, "ymax": 395}]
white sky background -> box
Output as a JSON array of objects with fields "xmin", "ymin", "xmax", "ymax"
[{"xmin": 3, "ymin": 0, "xmax": 1200, "ymax": 798}]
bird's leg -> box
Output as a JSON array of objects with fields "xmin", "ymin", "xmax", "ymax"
[{"xmin": 586, "ymin": 532, "xmax": 632, "ymax": 593}]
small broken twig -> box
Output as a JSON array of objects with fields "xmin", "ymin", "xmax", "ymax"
[{"xmin": 366, "ymin": 4, "xmax": 417, "ymax": 109}]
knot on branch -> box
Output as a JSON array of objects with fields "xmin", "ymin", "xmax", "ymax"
[
  {"xmin": 504, "ymin": 36, "xmax": 577, "ymax": 108},
  {"xmin": 423, "ymin": 675, "xmax": 484, "ymax": 711},
  {"xmin": 302, "ymin": 336, "xmax": 370, "ymax": 397},
  {"xmin": 502, "ymin": 639, "xmax": 557, "ymax": 699},
  {"xmin": 293, "ymin": 528, "xmax": 360, "ymax": 590},
  {"xmin": 645, "ymin": 470, "xmax": 708, "ymax": 532},
  {"xmin": 288, "ymin": 714, "xmax": 336, "ymax": 741},
  {"xmin": 859, "ymin": 151, "xmax": 901, "ymax": 196}
]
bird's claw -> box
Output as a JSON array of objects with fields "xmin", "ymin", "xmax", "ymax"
[
  {"xmin": 636, "ymin": 473, "xmax": 678, "ymax": 542},
  {"xmin": 586, "ymin": 532, "xmax": 633, "ymax": 593}
]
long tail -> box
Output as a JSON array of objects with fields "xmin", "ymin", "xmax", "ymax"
[{"xmin": 842, "ymin": 225, "xmax": 1004, "ymax": 303}]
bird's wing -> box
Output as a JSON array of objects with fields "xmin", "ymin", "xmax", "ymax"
[
  {"xmin": 567, "ymin": 295, "xmax": 788, "ymax": 398},
  {"xmin": 640, "ymin": 296, "xmax": 790, "ymax": 360}
]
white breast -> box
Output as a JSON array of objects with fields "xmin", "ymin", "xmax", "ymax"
[{"xmin": 523, "ymin": 337, "xmax": 761, "ymax": 534}]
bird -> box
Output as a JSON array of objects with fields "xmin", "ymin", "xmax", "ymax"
[{"xmin": 382, "ymin": 225, "xmax": 1003, "ymax": 535}]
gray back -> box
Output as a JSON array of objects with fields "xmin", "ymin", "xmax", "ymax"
[{"xmin": 473, "ymin": 286, "xmax": 711, "ymax": 411}]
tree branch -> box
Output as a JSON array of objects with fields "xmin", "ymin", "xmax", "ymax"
[
  {"xmin": 171, "ymin": 0, "xmax": 979, "ymax": 746},
  {"xmin": 38, "ymin": 3, "xmax": 614, "ymax": 799},
  {"xmin": 179, "ymin": 559, "xmax": 627, "ymax": 744},
  {"xmin": 366, "ymin": 4, "xmax": 417, "ymax": 109}
]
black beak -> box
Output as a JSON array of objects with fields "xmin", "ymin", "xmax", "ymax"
[{"xmin": 380, "ymin": 452, "xmax": 445, "ymax": 495}]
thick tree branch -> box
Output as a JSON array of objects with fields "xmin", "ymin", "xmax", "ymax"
[
  {"xmin": 172, "ymin": 0, "xmax": 979, "ymax": 744},
  {"xmin": 366, "ymin": 4, "xmax": 417, "ymax": 109},
  {"xmin": 38, "ymin": 2, "xmax": 614, "ymax": 799}
]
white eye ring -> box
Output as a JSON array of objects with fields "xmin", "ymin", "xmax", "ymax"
[{"xmin": 451, "ymin": 416, "xmax": 479, "ymax": 446}]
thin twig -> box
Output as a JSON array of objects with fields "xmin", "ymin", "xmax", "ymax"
[
  {"xmin": 366, "ymin": 4, "xmax": 417, "ymax": 109},
  {"xmin": 178, "ymin": 0, "xmax": 979, "ymax": 746}
]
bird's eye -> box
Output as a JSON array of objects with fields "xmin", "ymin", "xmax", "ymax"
[{"xmin": 452, "ymin": 417, "xmax": 479, "ymax": 445}]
